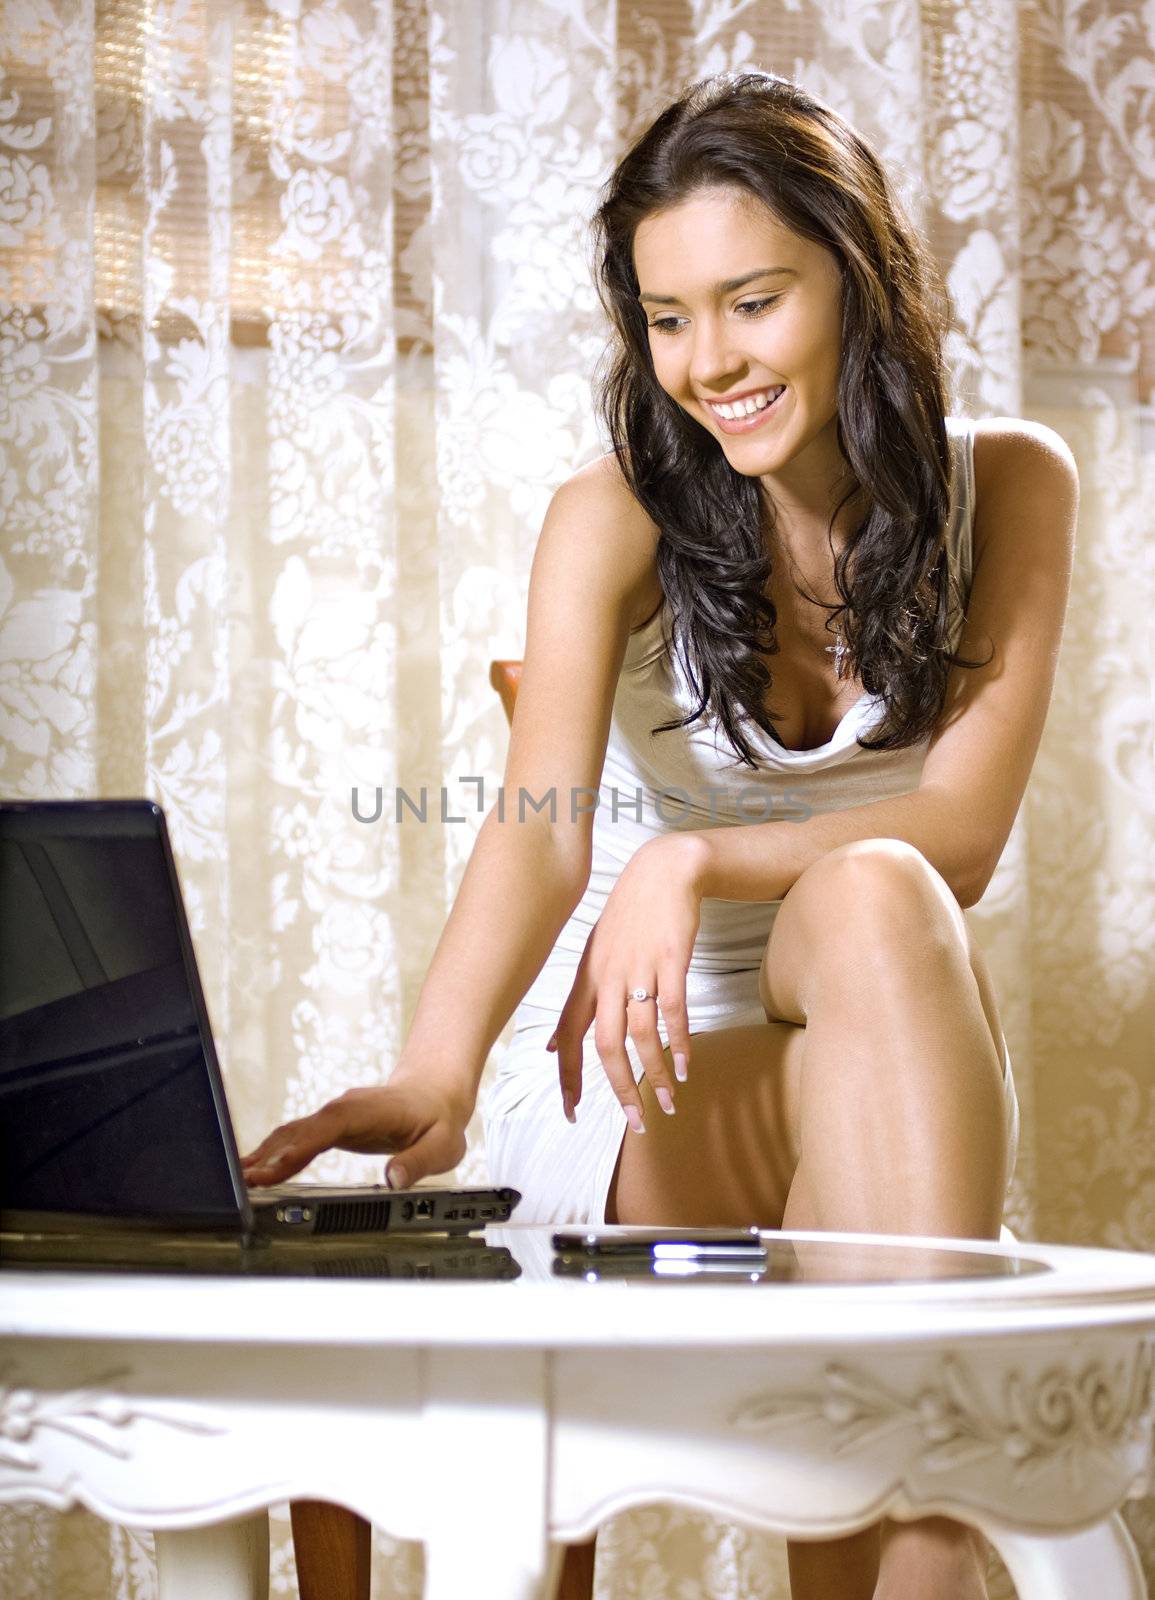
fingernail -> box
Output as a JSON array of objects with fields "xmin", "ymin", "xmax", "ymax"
[
  {"xmin": 674, "ymin": 1052, "xmax": 688, "ymax": 1082},
  {"xmin": 563, "ymin": 1093, "xmax": 576, "ymax": 1124},
  {"xmin": 625, "ymin": 1104, "xmax": 646, "ymax": 1134},
  {"xmin": 387, "ymin": 1165, "xmax": 409, "ymax": 1191},
  {"xmin": 655, "ymin": 1087, "xmax": 675, "ymax": 1116}
]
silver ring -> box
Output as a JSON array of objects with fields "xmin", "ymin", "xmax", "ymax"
[{"xmin": 627, "ymin": 987, "xmax": 656, "ymax": 1002}]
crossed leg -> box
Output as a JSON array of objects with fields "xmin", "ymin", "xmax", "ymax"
[{"xmin": 594, "ymin": 836, "xmax": 1010, "ymax": 1600}]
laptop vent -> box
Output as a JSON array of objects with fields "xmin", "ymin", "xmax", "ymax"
[
  {"xmin": 313, "ymin": 1198, "xmax": 394, "ymax": 1235},
  {"xmin": 313, "ymin": 1256, "xmax": 398, "ymax": 1277}
]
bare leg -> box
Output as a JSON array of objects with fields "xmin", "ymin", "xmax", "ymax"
[
  {"xmin": 784, "ymin": 1525, "xmax": 881, "ymax": 1600},
  {"xmin": 780, "ymin": 1168, "xmax": 992, "ymax": 1599},
  {"xmin": 875, "ymin": 1516, "xmax": 989, "ymax": 1600},
  {"xmin": 777, "ymin": 895, "xmax": 1006, "ymax": 1239},
  {"xmin": 600, "ymin": 840, "xmax": 1005, "ymax": 1599},
  {"xmin": 605, "ymin": 1022, "xmax": 879, "ymax": 1599},
  {"xmin": 766, "ymin": 840, "xmax": 1007, "ymax": 1599}
]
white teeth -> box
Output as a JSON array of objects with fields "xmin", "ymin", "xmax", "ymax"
[{"xmin": 712, "ymin": 387, "xmax": 785, "ymax": 420}]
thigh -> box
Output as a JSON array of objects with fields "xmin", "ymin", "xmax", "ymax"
[
  {"xmin": 757, "ymin": 839, "xmax": 1007, "ymax": 1073},
  {"xmin": 605, "ymin": 1020, "xmax": 807, "ymax": 1227}
]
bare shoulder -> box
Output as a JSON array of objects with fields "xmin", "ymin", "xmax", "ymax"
[
  {"xmin": 558, "ymin": 450, "xmax": 660, "ymax": 537},
  {"xmin": 550, "ymin": 451, "xmax": 661, "ymax": 621},
  {"xmin": 972, "ymin": 417, "xmax": 1078, "ymax": 501},
  {"xmin": 503, "ymin": 452, "xmax": 662, "ymax": 871},
  {"xmin": 971, "ymin": 417, "xmax": 1079, "ymax": 563}
]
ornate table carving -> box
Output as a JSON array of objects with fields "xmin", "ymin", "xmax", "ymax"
[{"xmin": 2, "ymin": 1226, "xmax": 1153, "ymax": 1599}]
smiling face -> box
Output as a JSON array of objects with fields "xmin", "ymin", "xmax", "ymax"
[{"xmin": 633, "ymin": 185, "xmax": 853, "ymax": 530}]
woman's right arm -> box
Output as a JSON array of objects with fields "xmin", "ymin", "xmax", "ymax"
[{"xmin": 242, "ymin": 456, "xmax": 660, "ymax": 1188}]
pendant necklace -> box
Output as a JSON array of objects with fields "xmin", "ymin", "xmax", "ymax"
[
  {"xmin": 825, "ymin": 622, "xmax": 851, "ymax": 680},
  {"xmin": 773, "ymin": 533, "xmax": 852, "ymax": 682}
]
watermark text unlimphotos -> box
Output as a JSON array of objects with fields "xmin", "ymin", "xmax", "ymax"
[{"xmin": 351, "ymin": 779, "xmax": 813, "ymax": 826}]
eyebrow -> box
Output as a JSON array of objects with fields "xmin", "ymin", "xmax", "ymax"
[{"xmin": 638, "ymin": 267, "xmax": 797, "ymax": 305}]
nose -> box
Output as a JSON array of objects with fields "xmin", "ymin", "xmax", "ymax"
[{"xmin": 688, "ymin": 313, "xmax": 745, "ymax": 393}]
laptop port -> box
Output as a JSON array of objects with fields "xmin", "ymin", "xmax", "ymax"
[
  {"xmin": 415, "ymin": 1198, "xmax": 434, "ymax": 1219},
  {"xmin": 460, "ymin": 1207, "xmax": 475, "ymax": 1220},
  {"xmin": 479, "ymin": 1207, "xmax": 495, "ymax": 1219},
  {"xmin": 401, "ymin": 1201, "xmax": 414, "ymax": 1221},
  {"xmin": 444, "ymin": 1208, "xmax": 459, "ymax": 1221}
]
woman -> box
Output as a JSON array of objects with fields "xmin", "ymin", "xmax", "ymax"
[{"xmin": 245, "ymin": 71, "xmax": 1077, "ymax": 1600}]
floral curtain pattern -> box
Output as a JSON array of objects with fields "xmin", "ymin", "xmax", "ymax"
[{"xmin": 1, "ymin": 0, "xmax": 1153, "ymax": 1595}]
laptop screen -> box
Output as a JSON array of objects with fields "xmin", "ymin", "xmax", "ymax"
[{"xmin": 0, "ymin": 802, "xmax": 246, "ymax": 1229}]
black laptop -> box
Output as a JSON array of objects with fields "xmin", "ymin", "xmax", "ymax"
[{"xmin": 0, "ymin": 799, "xmax": 519, "ymax": 1240}]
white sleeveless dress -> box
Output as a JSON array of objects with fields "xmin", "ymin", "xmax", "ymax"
[{"xmin": 481, "ymin": 416, "xmax": 1021, "ymax": 1224}]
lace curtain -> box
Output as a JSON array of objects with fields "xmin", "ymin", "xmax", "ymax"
[{"xmin": 1, "ymin": 1, "xmax": 1152, "ymax": 1595}]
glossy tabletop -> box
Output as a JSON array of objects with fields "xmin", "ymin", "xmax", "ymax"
[{"xmin": 2, "ymin": 1225, "xmax": 1154, "ymax": 1600}]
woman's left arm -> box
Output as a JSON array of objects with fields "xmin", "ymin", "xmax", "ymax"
[{"xmin": 680, "ymin": 417, "xmax": 1080, "ymax": 910}]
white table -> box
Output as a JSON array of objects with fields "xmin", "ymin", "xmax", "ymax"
[{"xmin": 1, "ymin": 1225, "xmax": 1154, "ymax": 1599}]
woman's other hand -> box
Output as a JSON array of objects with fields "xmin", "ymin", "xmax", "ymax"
[
  {"xmin": 548, "ymin": 832, "xmax": 706, "ymax": 1131},
  {"xmin": 241, "ymin": 1078, "xmax": 470, "ymax": 1192}
]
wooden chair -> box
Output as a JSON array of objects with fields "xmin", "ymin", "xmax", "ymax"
[
  {"xmin": 489, "ymin": 657, "xmax": 523, "ymax": 724},
  {"xmin": 290, "ymin": 1501, "xmax": 371, "ymax": 1600},
  {"xmin": 288, "ymin": 657, "xmax": 598, "ymax": 1600}
]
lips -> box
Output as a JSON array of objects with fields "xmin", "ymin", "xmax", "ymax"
[{"xmin": 705, "ymin": 385, "xmax": 788, "ymax": 435}]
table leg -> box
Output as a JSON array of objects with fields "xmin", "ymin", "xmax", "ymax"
[
  {"xmin": 424, "ymin": 1536, "xmax": 562, "ymax": 1600},
  {"xmin": 422, "ymin": 1349, "xmax": 554, "ymax": 1600},
  {"xmin": 983, "ymin": 1512, "xmax": 1146, "ymax": 1600},
  {"xmin": 154, "ymin": 1511, "xmax": 270, "ymax": 1600},
  {"xmin": 543, "ymin": 1543, "xmax": 567, "ymax": 1597}
]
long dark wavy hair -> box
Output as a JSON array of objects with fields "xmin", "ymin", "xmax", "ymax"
[{"xmin": 591, "ymin": 71, "xmax": 985, "ymax": 767}]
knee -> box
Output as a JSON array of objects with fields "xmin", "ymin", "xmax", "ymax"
[{"xmin": 797, "ymin": 839, "xmax": 966, "ymax": 956}]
